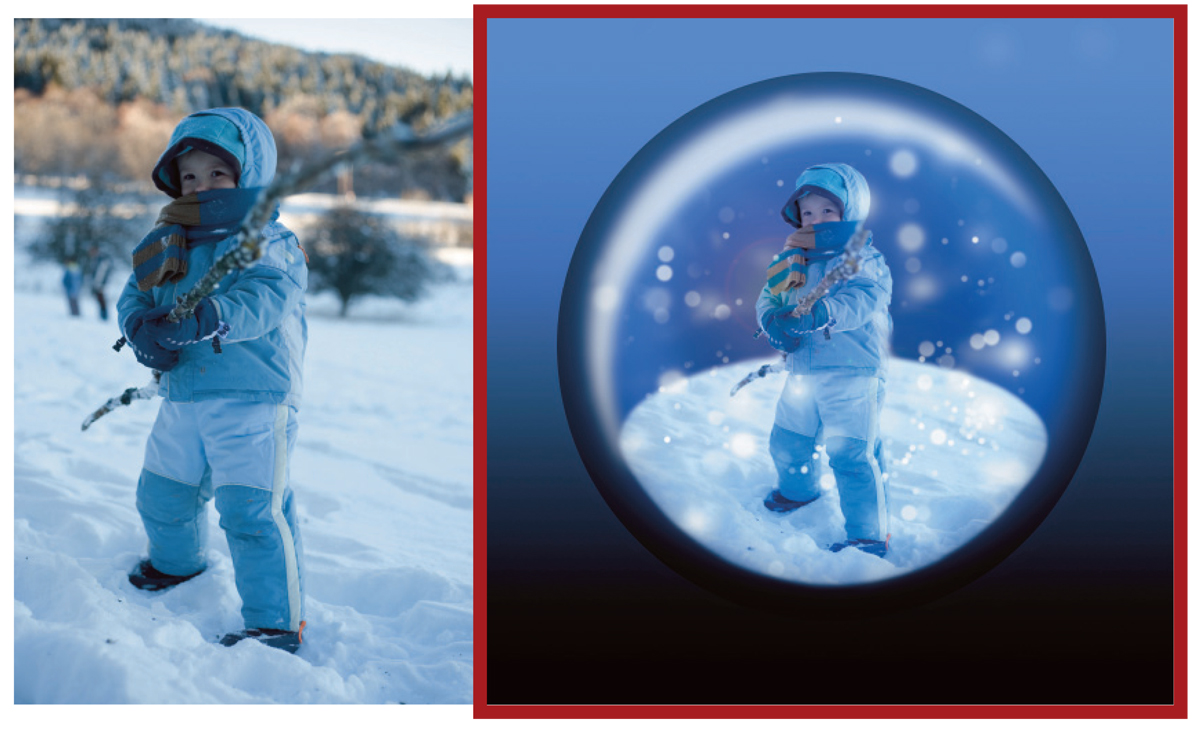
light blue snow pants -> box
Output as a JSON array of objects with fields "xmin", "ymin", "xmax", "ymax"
[
  {"xmin": 137, "ymin": 399, "xmax": 305, "ymax": 632},
  {"xmin": 769, "ymin": 371, "xmax": 890, "ymax": 542}
]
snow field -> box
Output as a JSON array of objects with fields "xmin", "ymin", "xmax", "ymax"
[
  {"xmin": 620, "ymin": 357, "xmax": 1047, "ymax": 586},
  {"xmin": 14, "ymin": 209, "xmax": 473, "ymax": 704}
]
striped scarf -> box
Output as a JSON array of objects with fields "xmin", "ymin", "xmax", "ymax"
[
  {"xmin": 132, "ymin": 188, "xmax": 271, "ymax": 291},
  {"xmin": 765, "ymin": 221, "xmax": 858, "ymax": 297}
]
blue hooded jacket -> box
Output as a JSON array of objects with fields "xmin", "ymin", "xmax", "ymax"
[
  {"xmin": 756, "ymin": 163, "xmax": 892, "ymax": 377},
  {"xmin": 117, "ymin": 108, "xmax": 308, "ymax": 406}
]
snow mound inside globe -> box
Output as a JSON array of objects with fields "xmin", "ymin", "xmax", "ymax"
[{"xmin": 618, "ymin": 357, "xmax": 1047, "ymax": 586}]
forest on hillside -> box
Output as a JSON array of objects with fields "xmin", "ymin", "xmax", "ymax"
[{"xmin": 14, "ymin": 18, "xmax": 473, "ymax": 201}]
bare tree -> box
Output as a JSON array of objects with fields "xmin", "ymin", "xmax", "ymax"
[
  {"xmin": 30, "ymin": 183, "xmax": 149, "ymax": 265},
  {"xmin": 304, "ymin": 205, "xmax": 448, "ymax": 317}
]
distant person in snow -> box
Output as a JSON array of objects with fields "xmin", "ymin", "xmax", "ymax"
[
  {"xmin": 756, "ymin": 163, "xmax": 894, "ymax": 557},
  {"xmin": 116, "ymin": 108, "xmax": 310, "ymax": 652},
  {"xmin": 62, "ymin": 258, "xmax": 83, "ymax": 316},
  {"xmin": 83, "ymin": 245, "xmax": 114, "ymax": 320}
]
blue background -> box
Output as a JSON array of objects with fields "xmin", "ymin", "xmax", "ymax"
[{"xmin": 487, "ymin": 17, "xmax": 1174, "ymax": 704}]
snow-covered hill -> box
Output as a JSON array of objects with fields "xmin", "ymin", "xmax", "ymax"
[
  {"xmin": 621, "ymin": 357, "xmax": 1047, "ymax": 586},
  {"xmin": 14, "ymin": 204, "xmax": 473, "ymax": 703}
]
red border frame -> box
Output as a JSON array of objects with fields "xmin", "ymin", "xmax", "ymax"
[{"xmin": 474, "ymin": 4, "xmax": 1187, "ymax": 719}]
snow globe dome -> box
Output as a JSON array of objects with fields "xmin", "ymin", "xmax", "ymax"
[{"xmin": 558, "ymin": 72, "xmax": 1104, "ymax": 614}]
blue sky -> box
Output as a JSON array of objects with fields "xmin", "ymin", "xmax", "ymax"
[{"xmin": 203, "ymin": 18, "xmax": 472, "ymax": 79}]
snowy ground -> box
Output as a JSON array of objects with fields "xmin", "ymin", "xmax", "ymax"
[
  {"xmin": 13, "ymin": 210, "xmax": 473, "ymax": 703},
  {"xmin": 620, "ymin": 357, "xmax": 1047, "ymax": 586}
]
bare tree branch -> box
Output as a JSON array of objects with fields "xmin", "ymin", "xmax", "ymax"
[{"xmin": 85, "ymin": 111, "xmax": 472, "ymax": 430}]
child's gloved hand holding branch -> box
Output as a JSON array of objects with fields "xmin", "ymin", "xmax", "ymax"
[
  {"xmin": 761, "ymin": 300, "xmax": 831, "ymax": 353},
  {"xmin": 125, "ymin": 297, "xmax": 224, "ymax": 370}
]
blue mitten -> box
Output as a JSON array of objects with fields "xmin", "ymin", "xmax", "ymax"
[
  {"xmin": 125, "ymin": 305, "xmax": 181, "ymax": 371},
  {"xmin": 782, "ymin": 300, "xmax": 831, "ymax": 337},
  {"xmin": 762, "ymin": 304, "xmax": 801, "ymax": 353},
  {"xmin": 143, "ymin": 297, "xmax": 225, "ymax": 351}
]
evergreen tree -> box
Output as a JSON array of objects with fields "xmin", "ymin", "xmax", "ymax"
[{"xmin": 14, "ymin": 18, "xmax": 473, "ymax": 200}]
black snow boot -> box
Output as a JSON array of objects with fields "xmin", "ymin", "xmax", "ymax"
[
  {"xmin": 219, "ymin": 621, "xmax": 306, "ymax": 654},
  {"xmin": 762, "ymin": 488, "xmax": 819, "ymax": 514},
  {"xmin": 829, "ymin": 538, "xmax": 888, "ymax": 558},
  {"xmin": 128, "ymin": 559, "xmax": 203, "ymax": 591}
]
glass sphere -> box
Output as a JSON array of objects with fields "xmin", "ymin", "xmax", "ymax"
[{"xmin": 558, "ymin": 72, "xmax": 1104, "ymax": 613}]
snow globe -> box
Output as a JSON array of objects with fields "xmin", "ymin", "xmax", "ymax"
[{"xmin": 558, "ymin": 73, "xmax": 1104, "ymax": 613}]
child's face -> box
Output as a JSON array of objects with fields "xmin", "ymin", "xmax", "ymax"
[
  {"xmin": 798, "ymin": 193, "xmax": 842, "ymax": 226},
  {"xmin": 177, "ymin": 149, "xmax": 238, "ymax": 196}
]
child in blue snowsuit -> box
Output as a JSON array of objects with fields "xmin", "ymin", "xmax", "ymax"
[
  {"xmin": 117, "ymin": 108, "xmax": 309, "ymax": 652},
  {"xmin": 756, "ymin": 163, "xmax": 893, "ymax": 557}
]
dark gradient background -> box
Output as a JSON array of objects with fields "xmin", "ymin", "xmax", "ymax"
[{"xmin": 486, "ymin": 18, "xmax": 1175, "ymax": 705}]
